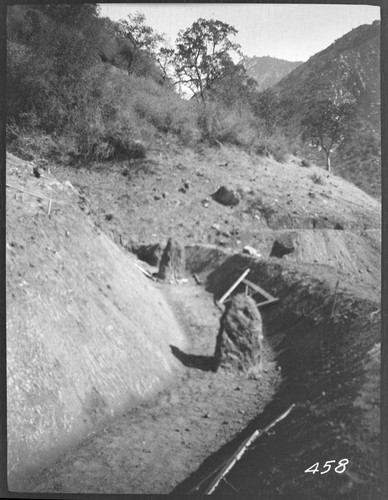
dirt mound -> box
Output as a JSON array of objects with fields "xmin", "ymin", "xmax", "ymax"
[
  {"xmin": 214, "ymin": 294, "xmax": 262, "ymax": 371},
  {"xmin": 6, "ymin": 153, "xmax": 188, "ymax": 489},
  {"xmin": 158, "ymin": 238, "xmax": 185, "ymax": 280}
]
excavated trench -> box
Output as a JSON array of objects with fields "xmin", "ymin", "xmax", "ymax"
[
  {"xmin": 175, "ymin": 249, "xmax": 380, "ymax": 498},
  {"xmin": 16, "ymin": 243, "xmax": 380, "ymax": 496}
]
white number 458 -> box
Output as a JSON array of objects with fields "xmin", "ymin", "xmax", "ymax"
[{"xmin": 304, "ymin": 459, "xmax": 349, "ymax": 475}]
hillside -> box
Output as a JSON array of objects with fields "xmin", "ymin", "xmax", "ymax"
[
  {"xmin": 273, "ymin": 21, "xmax": 381, "ymax": 197},
  {"xmin": 241, "ymin": 55, "xmax": 302, "ymax": 90}
]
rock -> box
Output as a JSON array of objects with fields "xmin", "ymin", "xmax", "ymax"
[
  {"xmin": 242, "ymin": 245, "xmax": 262, "ymax": 257},
  {"xmin": 137, "ymin": 243, "xmax": 163, "ymax": 267},
  {"xmin": 212, "ymin": 186, "xmax": 240, "ymax": 207},
  {"xmin": 214, "ymin": 294, "xmax": 262, "ymax": 371},
  {"xmin": 211, "ymin": 224, "xmax": 221, "ymax": 231},
  {"xmin": 158, "ymin": 238, "xmax": 185, "ymax": 280},
  {"xmin": 270, "ymin": 233, "xmax": 296, "ymax": 258}
]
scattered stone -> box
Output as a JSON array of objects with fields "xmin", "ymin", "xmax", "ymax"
[
  {"xmin": 270, "ymin": 233, "xmax": 296, "ymax": 258},
  {"xmin": 178, "ymin": 187, "xmax": 187, "ymax": 194},
  {"xmin": 242, "ymin": 246, "xmax": 262, "ymax": 258},
  {"xmin": 137, "ymin": 243, "xmax": 163, "ymax": 267},
  {"xmin": 183, "ymin": 181, "xmax": 190, "ymax": 189},
  {"xmin": 158, "ymin": 238, "xmax": 185, "ymax": 280},
  {"xmin": 211, "ymin": 223, "xmax": 221, "ymax": 232},
  {"xmin": 212, "ymin": 186, "xmax": 240, "ymax": 207},
  {"xmin": 214, "ymin": 294, "xmax": 262, "ymax": 371},
  {"xmin": 201, "ymin": 198, "xmax": 210, "ymax": 208}
]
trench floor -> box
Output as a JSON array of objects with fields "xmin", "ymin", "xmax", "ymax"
[{"xmin": 27, "ymin": 279, "xmax": 281, "ymax": 494}]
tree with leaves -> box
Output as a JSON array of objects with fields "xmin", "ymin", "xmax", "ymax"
[
  {"xmin": 173, "ymin": 18, "xmax": 241, "ymax": 104},
  {"xmin": 301, "ymin": 99, "xmax": 356, "ymax": 172}
]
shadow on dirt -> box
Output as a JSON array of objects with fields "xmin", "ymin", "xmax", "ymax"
[{"xmin": 170, "ymin": 345, "xmax": 216, "ymax": 372}]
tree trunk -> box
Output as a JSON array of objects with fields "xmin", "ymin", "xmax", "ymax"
[{"xmin": 326, "ymin": 153, "xmax": 331, "ymax": 172}]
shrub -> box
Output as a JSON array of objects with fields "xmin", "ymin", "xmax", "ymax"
[
  {"xmin": 197, "ymin": 102, "xmax": 257, "ymax": 148},
  {"xmin": 251, "ymin": 131, "xmax": 290, "ymax": 163},
  {"xmin": 310, "ymin": 172, "xmax": 325, "ymax": 185}
]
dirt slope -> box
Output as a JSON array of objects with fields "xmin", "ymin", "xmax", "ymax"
[
  {"xmin": 6, "ymin": 153, "xmax": 188, "ymax": 489},
  {"xmin": 50, "ymin": 144, "xmax": 381, "ymax": 288}
]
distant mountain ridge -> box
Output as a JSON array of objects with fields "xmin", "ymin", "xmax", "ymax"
[
  {"xmin": 273, "ymin": 20, "xmax": 381, "ymax": 198},
  {"xmin": 274, "ymin": 20, "xmax": 380, "ymax": 130},
  {"xmin": 241, "ymin": 55, "xmax": 303, "ymax": 90}
]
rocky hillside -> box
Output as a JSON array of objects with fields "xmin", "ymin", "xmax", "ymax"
[
  {"xmin": 240, "ymin": 55, "xmax": 302, "ymax": 90},
  {"xmin": 275, "ymin": 21, "xmax": 380, "ymax": 127},
  {"xmin": 274, "ymin": 21, "xmax": 381, "ymax": 197}
]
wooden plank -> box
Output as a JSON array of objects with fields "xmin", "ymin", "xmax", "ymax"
[
  {"xmin": 256, "ymin": 297, "xmax": 279, "ymax": 308},
  {"xmin": 218, "ymin": 268, "xmax": 250, "ymax": 305},
  {"xmin": 6, "ymin": 183, "xmax": 50, "ymax": 201},
  {"xmin": 134, "ymin": 262, "xmax": 155, "ymax": 280},
  {"xmin": 242, "ymin": 278, "xmax": 276, "ymax": 301}
]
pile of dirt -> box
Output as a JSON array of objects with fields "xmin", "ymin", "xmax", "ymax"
[
  {"xmin": 214, "ymin": 294, "xmax": 262, "ymax": 371},
  {"xmin": 6, "ymin": 153, "xmax": 188, "ymax": 489},
  {"xmin": 157, "ymin": 238, "xmax": 185, "ymax": 280}
]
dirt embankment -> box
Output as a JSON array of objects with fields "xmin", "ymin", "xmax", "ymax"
[
  {"xmin": 50, "ymin": 146, "xmax": 380, "ymax": 289},
  {"xmin": 6, "ymin": 153, "xmax": 188, "ymax": 489}
]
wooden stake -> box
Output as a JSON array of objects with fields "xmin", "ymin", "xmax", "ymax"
[
  {"xmin": 204, "ymin": 404, "xmax": 296, "ymax": 495},
  {"xmin": 218, "ymin": 268, "xmax": 250, "ymax": 305},
  {"xmin": 6, "ymin": 183, "xmax": 50, "ymax": 201},
  {"xmin": 193, "ymin": 273, "xmax": 202, "ymax": 284},
  {"xmin": 134, "ymin": 262, "xmax": 155, "ymax": 280},
  {"xmin": 328, "ymin": 280, "xmax": 339, "ymax": 324}
]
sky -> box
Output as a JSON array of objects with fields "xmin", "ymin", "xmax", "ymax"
[{"xmin": 98, "ymin": 3, "xmax": 380, "ymax": 62}]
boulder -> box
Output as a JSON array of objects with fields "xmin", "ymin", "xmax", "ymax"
[
  {"xmin": 212, "ymin": 186, "xmax": 240, "ymax": 207},
  {"xmin": 214, "ymin": 294, "xmax": 262, "ymax": 371},
  {"xmin": 137, "ymin": 243, "xmax": 163, "ymax": 267},
  {"xmin": 270, "ymin": 233, "xmax": 296, "ymax": 258},
  {"xmin": 158, "ymin": 238, "xmax": 185, "ymax": 280},
  {"xmin": 242, "ymin": 245, "xmax": 262, "ymax": 258}
]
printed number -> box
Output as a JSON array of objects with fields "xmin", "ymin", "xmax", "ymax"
[
  {"xmin": 334, "ymin": 458, "xmax": 349, "ymax": 474},
  {"xmin": 304, "ymin": 459, "xmax": 349, "ymax": 475},
  {"xmin": 320, "ymin": 460, "xmax": 336, "ymax": 474},
  {"xmin": 304, "ymin": 462, "xmax": 320, "ymax": 474}
]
